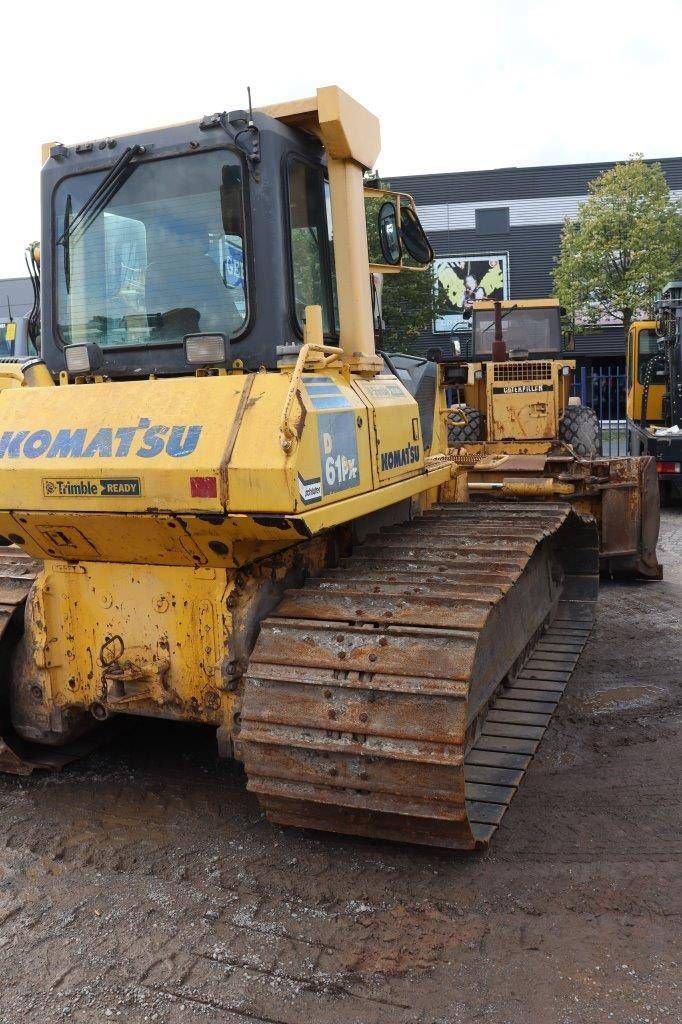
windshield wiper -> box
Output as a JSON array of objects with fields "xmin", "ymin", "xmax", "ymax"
[
  {"xmin": 57, "ymin": 143, "xmax": 146, "ymax": 249},
  {"xmin": 481, "ymin": 303, "xmax": 518, "ymax": 334}
]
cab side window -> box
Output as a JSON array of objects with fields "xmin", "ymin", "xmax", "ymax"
[{"xmin": 287, "ymin": 158, "xmax": 336, "ymax": 335}]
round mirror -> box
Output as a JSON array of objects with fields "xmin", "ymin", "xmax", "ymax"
[
  {"xmin": 399, "ymin": 203, "xmax": 433, "ymax": 265},
  {"xmin": 378, "ymin": 202, "xmax": 402, "ymax": 265}
]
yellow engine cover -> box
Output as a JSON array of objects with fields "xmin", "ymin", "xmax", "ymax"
[
  {"xmin": 0, "ymin": 368, "xmax": 448, "ymax": 566},
  {"xmin": 485, "ymin": 359, "xmax": 573, "ymax": 441}
]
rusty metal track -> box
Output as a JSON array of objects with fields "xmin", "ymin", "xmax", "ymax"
[{"xmin": 240, "ymin": 503, "xmax": 599, "ymax": 850}]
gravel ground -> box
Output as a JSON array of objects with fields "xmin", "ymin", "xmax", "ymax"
[{"xmin": 0, "ymin": 509, "xmax": 679, "ymax": 1024}]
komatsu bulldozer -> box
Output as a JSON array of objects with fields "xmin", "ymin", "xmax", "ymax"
[
  {"xmin": 443, "ymin": 298, "xmax": 661, "ymax": 579},
  {"xmin": 0, "ymin": 88, "xmax": 601, "ymax": 850}
]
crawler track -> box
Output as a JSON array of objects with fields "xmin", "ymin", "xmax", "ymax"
[{"xmin": 240, "ymin": 503, "xmax": 599, "ymax": 850}]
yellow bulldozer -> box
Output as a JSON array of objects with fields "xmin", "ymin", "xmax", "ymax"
[
  {"xmin": 442, "ymin": 297, "xmax": 661, "ymax": 579},
  {"xmin": 0, "ymin": 88, "xmax": 603, "ymax": 851}
]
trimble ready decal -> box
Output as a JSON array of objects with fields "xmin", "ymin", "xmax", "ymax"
[
  {"xmin": 493, "ymin": 384, "xmax": 554, "ymax": 395},
  {"xmin": 42, "ymin": 477, "xmax": 142, "ymax": 498},
  {"xmin": 297, "ymin": 473, "xmax": 323, "ymax": 505},
  {"xmin": 380, "ymin": 441, "xmax": 421, "ymax": 472},
  {"xmin": 0, "ymin": 421, "xmax": 202, "ymax": 460}
]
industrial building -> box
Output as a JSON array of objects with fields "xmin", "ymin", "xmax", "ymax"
[
  {"xmin": 389, "ymin": 156, "xmax": 682, "ymax": 365},
  {"xmin": 0, "ymin": 276, "xmax": 33, "ymax": 323}
]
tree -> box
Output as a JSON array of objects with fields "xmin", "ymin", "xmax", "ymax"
[
  {"xmin": 553, "ymin": 156, "xmax": 682, "ymax": 339},
  {"xmin": 378, "ymin": 268, "xmax": 441, "ymax": 353}
]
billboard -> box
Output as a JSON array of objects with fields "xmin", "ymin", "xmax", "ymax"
[{"xmin": 433, "ymin": 254, "xmax": 509, "ymax": 334}]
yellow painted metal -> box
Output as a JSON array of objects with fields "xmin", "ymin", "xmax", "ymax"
[
  {"xmin": 0, "ymin": 466, "xmax": 452, "ymax": 568},
  {"xmin": 260, "ymin": 86, "xmax": 381, "ymax": 169},
  {"xmin": 458, "ymin": 359, "xmax": 573, "ymax": 441},
  {"xmin": 487, "ymin": 359, "xmax": 573, "ymax": 441},
  {"xmin": 17, "ymin": 544, "xmax": 330, "ymax": 736},
  {"xmin": 0, "ymin": 362, "xmax": 25, "ymax": 392},
  {"xmin": 22, "ymin": 561, "xmax": 238, "ymax": 725},
  {"xmin": 326, "ymin": 157, "xmax": 381, "ymax": 369},
  {"xmin": 469, "ymin": 477, "xmax": 575, "ymax": 497},
  {"xmin": 626, "ymin": 321, "xmax": 664, "ymax": 423},
  {"xmin": 363, "ymin": 187, "xmax": 430, "ymax": 275},
  {"xmin": 22, "ymin": 361, "xmax": 54, "ymax": 388},
  {"xmin": 2, "ymin": 86, "xmax": 459, "ymax": 750}
]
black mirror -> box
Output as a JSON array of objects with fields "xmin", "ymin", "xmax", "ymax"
[
  {"xmin": 399, "ymin": 202, "xmax": 433, "ymax": 265},
  {"xmin": 378, "ymin": 201, "xmax": 402, "ymax": 266}
]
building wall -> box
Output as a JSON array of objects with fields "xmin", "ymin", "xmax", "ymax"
[
  {"xmin": 388, "ymin": 156, "xmax": 682, "ymax": 363},
  {"xmin": 0, "ymin": 277, "xmax": 34, "ymax": 322}
]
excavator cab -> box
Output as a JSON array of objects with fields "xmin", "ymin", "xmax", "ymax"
[
  {"xmin": 626, "ymin": 321, "xmax": 667, "ymax": 425},
  {"xmin": 627, "ymin": 287, "xmax": 682, "ymax": 499}
]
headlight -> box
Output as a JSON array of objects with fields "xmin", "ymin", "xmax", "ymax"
[
  {"xmin": 65, "ymin": 343, "xmax": 102, "ymax": 374},
  {"xmin": 184, "ymin": 334, "xmax": 226, "ymax": 365}
]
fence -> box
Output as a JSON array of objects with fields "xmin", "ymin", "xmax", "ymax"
[{"xmin": 571, "ymin": 364, "xmax": 627, "ymax": 457}]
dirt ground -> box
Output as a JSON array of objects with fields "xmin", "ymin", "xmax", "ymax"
[{"xmin": 0, "ymin": 510, "xmax": 679, "ymax": 1024}]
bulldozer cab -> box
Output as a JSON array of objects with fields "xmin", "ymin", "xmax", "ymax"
[
  {"xmin": 41, "ymin": 94, "xmax": 431, "ymax": 382},
  {"xmin": 43, "ymin": 111, "xmax": 335, "ymax": 378}
]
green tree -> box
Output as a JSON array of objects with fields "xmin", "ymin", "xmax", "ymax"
[
  {"xmin": 553, "ymin": 156, "xmax": 682, "ymax": 339},
  {"xmin": 379, "ymin": 268, "xmax": 441, "ymax": 353}
]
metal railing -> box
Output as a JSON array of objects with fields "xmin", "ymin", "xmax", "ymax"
[{"xmin": 571, "ymin": 364, "xmax": 628, "ymax": 457}]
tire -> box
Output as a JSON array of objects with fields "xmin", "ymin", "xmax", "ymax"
[
  {"xmin": 447, "ymin": 405, "xmax": 485, "ymax": 446},
  {"xmin": 559, "ymin": 405, "xmax": 600, "ymax": 457}
]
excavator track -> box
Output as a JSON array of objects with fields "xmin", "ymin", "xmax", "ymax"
[{"xmin": 240, "ymin": 503, "xmax": 599, "ymax": 850}]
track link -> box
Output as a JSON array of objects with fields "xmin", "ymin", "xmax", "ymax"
[{"xmin": 240, "ymin": 504, "xmax": 599, "ymax": 850}]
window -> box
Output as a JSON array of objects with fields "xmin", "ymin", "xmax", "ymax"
[
  {"xmin": 287, "ymin": 158, "xmax": 336, "ymax": 335},
  {"xmin": 637, "ymin": 329, "xmax": 666, "ymax": 385},
  {"xmin": 54, "ymin": 149, "xmax": 248, "ymax": 349},
  {"xmin": 473, "ymin": 307, "xmax": 561, "ymax": 355},
  {"xmin": 475, "ymin": 207, "xmax": 510, "ymax": 235},
  {"xmin": 0, "ymin": 321, "xmax": 17, "ymax": 356}
]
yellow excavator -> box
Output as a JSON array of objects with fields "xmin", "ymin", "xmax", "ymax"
[
  {"xmin": 626, "ymin": 292, "xmax": 682, "ymax": 503},
  {"xmin": 0, "ymin": 88, "xmax": 600, "ymax": 851},
  {"xmin": 442, "ymin": 298, "xmax": 661, "ymax": 579}
]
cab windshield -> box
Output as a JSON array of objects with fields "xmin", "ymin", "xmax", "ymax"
[
  {"xmin": 473, "ymin": 307, "xmax": 561, "ymax": 356},
  {"xmin": 54, "ymin": 149, "xmax": 248, "ymax": 349}
]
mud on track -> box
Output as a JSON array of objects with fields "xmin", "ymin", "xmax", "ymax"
[{"xmin": 0, "ymin": 511, "xmax": 679, "ymax": 1024}]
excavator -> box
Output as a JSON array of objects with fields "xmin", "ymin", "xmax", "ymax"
[
  {"xmin": 441, "ymin": 297, "xmax": 661, "ymax": 579},
  {"xmin": 0, "ymin": 87, "xmax": 600, "ymax": 851}
]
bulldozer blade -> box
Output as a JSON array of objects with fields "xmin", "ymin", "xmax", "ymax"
[{"xmin": 599, "ymin": 456, "xmax": 662, "ymax": 579}]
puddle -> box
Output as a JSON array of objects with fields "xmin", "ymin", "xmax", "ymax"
[{"xmin": 586, "ymin": 685, "xmax": 663, "ymax": 713}]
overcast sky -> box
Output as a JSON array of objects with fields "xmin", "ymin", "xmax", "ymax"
[{"xmin": 1, "ymin": 0, "xmax": 679, "ymax": 277}]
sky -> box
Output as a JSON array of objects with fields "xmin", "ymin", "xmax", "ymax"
[{"xmin": 1, "ymin": 0, "xmax": 680, "ymax": 277}]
